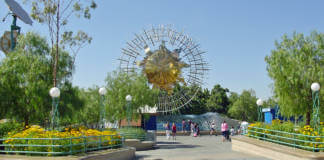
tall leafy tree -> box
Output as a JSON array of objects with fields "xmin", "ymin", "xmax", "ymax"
[
  {"xmin": 26, "ymin": 0, "xmax": 97, "ymax": 87},
  {"xmin": 228, "ymin": 92, "xmax": 239, "ymax": 106},
  {"xmin": 179, "ymin": 85, "xmax": 209, "ymax": 115},
  {"xmin": 206, "ymin": 84, "xmax": 230, "ymax": 114},
  {"xmin": 0, "ymin": 32, "xmax": 81, "ymax": 126},
  {"xmin": 104, "ymin": 71, "xmax": 159, "ymax": 122},
  {"xmin": 265, "ymin": 31, "xmax": 324, "ymax": 124},
  {"xmin": 228, "ymin": 89, "xmax": 258, "ymax": 122},
  {"xmin": 72, "ymin": 87, "xmax": 101, "ymax": 127}
]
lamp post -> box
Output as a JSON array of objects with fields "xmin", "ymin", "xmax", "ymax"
[
  {"xmin": 311, "ymin": 82, "xmax": 320, "ymax": 132},
  {"xmin": 256, "ymin": 99, "xmax": 263, "ymax": 122},
  {"xmin": 99, "ymin": 87, "xmax": 107, "ymax": 130},
  {"xmin": 49, "ymin": 87, "xmax": 60, "ymax": 130},
  {"xmin": 125, "ymin": 95, "xmax": 132, "ymax": 127}
]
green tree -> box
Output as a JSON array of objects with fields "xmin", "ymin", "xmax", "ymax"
[
  {"xmin": 206, "ymin": 84, "xmax": 230, "ymax": 114},
  {"xmin": 263, "ymin": 97, "xmax": 276, "ymax": 108},
  {"xmin": 179, "ymin": 86, "xmax": 209, "ymax": 115},
  {"xmin": 72, "ymin": 87, "xmax": 101, "ymax": 127},
  {"xmin": 228, "ymin": 92, "xmax": 239, "ymax": 106},
  {"xmin": 228, "ymin": 89, "xmax": 258, "ymax": 122},
  {"xmin": 265, "ymin": 31, "xmax": 324, "ymax": 124},
  {"xmin": 26, "ymin": 0, "xmax": 96, "ymax": 87},
  {"xmin": 104, "ymin": 71, "xmax": 159, "ymax": 122},
  {"xmin": 0, "ymin": 32, "xmax": 81, "ymax": 126}
]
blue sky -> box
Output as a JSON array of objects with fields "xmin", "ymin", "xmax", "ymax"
[{"xmin": 1, "ymin": 0, "xmax": 324, "ymax": 99}]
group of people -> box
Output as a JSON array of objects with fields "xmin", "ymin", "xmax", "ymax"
[
  {"xmin": 165, "ymin": 120, "xmax": 239, "ymax": 142},
  {"xmin": 164, "ymin": 120, "xmax": 202, "ymax": 141},
  {"xmin": 184, "ymin": 119, "xmax": 201, "ymax": 137},
  {"xmin": 164, "ymin": 122, "xmax": 177, "ymax": 141}
]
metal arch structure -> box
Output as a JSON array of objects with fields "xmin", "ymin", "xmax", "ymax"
[{"xmin": 119, "ymin": 25, "xmax": 208, "ymax": 113}]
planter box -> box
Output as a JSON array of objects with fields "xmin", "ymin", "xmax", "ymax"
[
  {"xmin": 0, "ymin": 147, "xmax": 135, "ymax": 160},
  {"xmin": 124, "ymin": 139, "xmax": 154, "ymax": 151}
]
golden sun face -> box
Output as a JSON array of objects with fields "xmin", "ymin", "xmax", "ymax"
[{"xmin": 138, "ymin": 41, "xmax": 189, "ymax": 94}]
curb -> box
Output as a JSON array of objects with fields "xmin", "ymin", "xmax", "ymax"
[{"xmin": 232, "ymin": 136, "xmax": 324, "ymax": 160}]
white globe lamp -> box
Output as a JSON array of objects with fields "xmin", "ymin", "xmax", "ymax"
[
  {"xmin": 49, "ymin": 87, "xmax": 60, "ymax": 98},
  {"xmin": 256, "ymin": 99, "xmax": 263, "ymax": 106},
  {"xmin": 99, "ymin": 87, "xmax": 107, "ymax": 95},
  {"xmin": 311, "ymin": 82, "xmax": 320, "ymax": 92},
  {"xmin": 126, "ymin": 95, "xmax": 132, "ymax": 102}
]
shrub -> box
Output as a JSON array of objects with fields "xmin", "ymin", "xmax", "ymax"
[{"xmin": 0, "ymin": 121, "xmax": 23, "ymax": 138}]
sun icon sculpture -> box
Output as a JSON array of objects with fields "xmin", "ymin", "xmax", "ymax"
[
  {"xmin": 119, "ymin": 25, "xmax": 208, "ymax": 113},
  {"xmin": 137, "ymin": 40, "xmax": 189, "ymax": 94}
]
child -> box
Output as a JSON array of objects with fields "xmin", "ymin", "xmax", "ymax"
[
  {"xmin": 172, "ymin": 123, "xmax": 177, "ymax": 141},
  {"xmin": 230, "ymin": 126, "xmax": 235, "ymax": 136},
  {"xmin": 210, "ymin": 123, "xmax": 215, "ymax": 136}
]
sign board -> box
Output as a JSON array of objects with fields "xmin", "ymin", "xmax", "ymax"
[
  {"xmin": 0, "ymin": 31, "xmax": 18, "ymax": 55},
  {"xmin": 262, "ymin": 108, "xmax": 271, "ymax": 112}
]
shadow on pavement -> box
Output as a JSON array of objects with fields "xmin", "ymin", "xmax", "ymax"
[
  {"xmin": 157, "ymin": 144, "xmax": 201, "ymax": 149},
  {"xmin": 135, "ymin": 154, "xmax": 163, "ymax": 160},
  {"xmin": 156, "ymin": 141, "xmax": 181, "ymax": 144}
]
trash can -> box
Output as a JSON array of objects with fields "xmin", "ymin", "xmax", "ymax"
[{"xmin": 146, "ymin": 130, "xmax": 156, "ymax": 143}]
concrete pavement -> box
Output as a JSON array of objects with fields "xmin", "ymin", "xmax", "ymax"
[{"xmin": 135, "ymin": 135, "xmax": 270, "ymax": 160}]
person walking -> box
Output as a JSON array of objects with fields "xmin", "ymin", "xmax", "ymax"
[
  {"xmin": 172, "ymin": 122, "xmax": 177, "ymax": 141},
  {"xmin": 221, "ymin": 120, "xmax": 229, "ymax": 142},
  {"xmin": 165, "ymin": 122, "xmax": 170, "ymax": 140},
  {"xmin": 190, "ymin": 122, "xmax": 195, "ymax": 136},
  {"xmin": 196, "ymin": 123, "xmax": 200, "ymax": 137},
  {"xmin": 210, "ymin": 122, "xmax": 215, "ymax": 136},
  {"xmin": 182, "ymin": 119, "xmax": 186, "ymax": 133}
]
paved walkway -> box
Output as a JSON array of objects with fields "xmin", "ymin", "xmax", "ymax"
[{"xmin": 136, "ymin": 135, "xmax": 270, "ymax": 160}]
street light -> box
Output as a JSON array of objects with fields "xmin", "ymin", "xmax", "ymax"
[
  {"xmin": 311, "ymin": 82, "xmax": 320, "ymax": 132},
  {"xmin": 256, "ymin": 99, "xmax": 263, "ymax": 122},
  {"xmin": 99, "ymin": 87, "xmax": 107, "ymax": 130},
  {"xmin": 49, "ymin": 87, "xmax": 60, "ymax": 130},
  {"xmin": 125, "ymin": 95, "xmax": 132, "ymax": 127}
]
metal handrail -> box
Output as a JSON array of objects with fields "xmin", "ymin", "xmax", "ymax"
[
  {"xmin": 0, "ymin": 134, "xmax": 124, "ymax": 156},
  {"xmin": 246, "ymin": 126, "xmax": 324, "ymax": 152},
  {"xmin": 118, "ymin": 132, "xmax": 146, "ymax": 141}
]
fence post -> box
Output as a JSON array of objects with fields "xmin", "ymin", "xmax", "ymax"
[
  {"xmin": 293, "ymin": 134, "xmax": 295, "ymax": 149},
  {"xmin": 51, "ymin": 138, "xmax": 54, "ymax": 154},
  {"xmin": 69, "ymin": 138, "xmax": 72, "ymax": 154},
  {"xmin": 122, "ymin": 134, "xmax": 125, "ymax": 147},
  {"xmin": 99, "ymin": 135, "xmax": 101, "ymax": 150},
  {"xmin": 110, "ymin": 135, "xmax": 112, "ymax": 149},
  {"xmin": 312, "ymin": 136, "xmax": 315, "ymax": 152},
  {"xmin": 84, "ymin": 136, "xmax": 87, "ymax": 153}
]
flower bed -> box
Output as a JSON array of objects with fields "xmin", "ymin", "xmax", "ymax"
[
  {"xmin": 247, "ymin": 120, "xmax": 324, "ymax": 152},
  {"xmin": 0, "ymin": 125, "xmax": 123, "ymax": 156}
]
